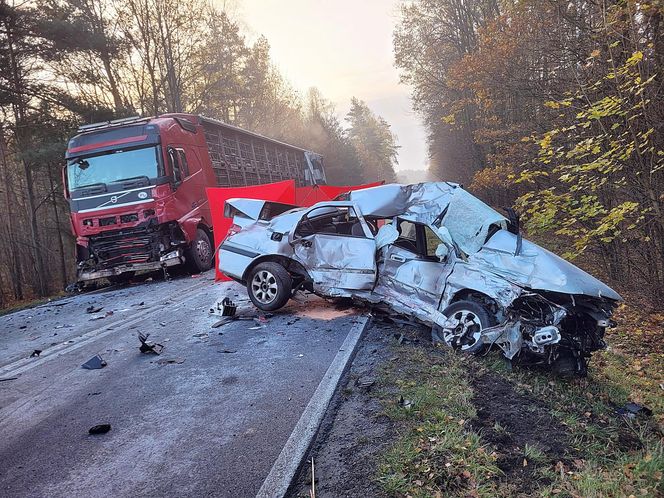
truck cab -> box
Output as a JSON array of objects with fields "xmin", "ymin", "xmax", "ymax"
[{"xmin": 65, "ymin": 114, "xmax": 216, "ymax": 284}]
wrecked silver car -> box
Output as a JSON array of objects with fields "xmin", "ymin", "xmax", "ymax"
[{"xmin": 218, "ymin": 182, "xmax": 621, "ymax": 375}]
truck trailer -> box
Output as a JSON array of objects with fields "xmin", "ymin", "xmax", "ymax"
[{"xmin": 64, "ymin": 113, "xmax": 326, "ymax": 284}]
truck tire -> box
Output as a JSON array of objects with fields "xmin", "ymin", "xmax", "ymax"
[
  {"xmin": 432, "ymin": 300, "xmax": 493, "ymax": 354},
  {"xmin": 246, "ymin": 262, "xmax": 292, "ymax": 311},
  {"xmin": 185, "ymin": 228, "xmax": 213, "ymax": 273}
]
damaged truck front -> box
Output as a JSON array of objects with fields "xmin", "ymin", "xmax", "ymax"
[{"xmin": 219, "ymin": 182, "xmax": 621, "ymax": 375}]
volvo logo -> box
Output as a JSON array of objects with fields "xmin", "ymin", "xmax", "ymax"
[
  {"xmin": 138, "ymin": 191, "xmax": 148, "ymax": 199},
  {"xmin": 110, "ymin": 196, "xmax": 118, "ymax": 204}
]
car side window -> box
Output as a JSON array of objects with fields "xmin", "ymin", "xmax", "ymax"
[
  {"xmin": 295, "ymin": 206, "xmax": 368, "ymax": 238},
  {"xmin": 424, "ymin": 225, "xmax": 442, "ymax": 257},
  {"xmin": 393, "ymin": 219, "xmax": 418, "ymax": 253}
]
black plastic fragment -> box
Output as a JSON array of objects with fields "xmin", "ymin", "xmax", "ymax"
[
  {"xmin": 82, "ymin": 354, "xmax": 107, "ymax": 369},
  {"xmin": 138, "ymin": 332, "xmax": 164, "ymax": 355},
  {"xmin": 30, "ymin": 350, "xmax": 42, "ymax": 358},
  {"xmin": 616, "ymin": 402, "xmax": 653, "ymax": 419},
  {"xmin": 221, "ymin": 297, "xmax": 237, "ymax": 317},
  {"xmin": 89, "ymin": 424, "xmax": 111, "ymax": 435}
]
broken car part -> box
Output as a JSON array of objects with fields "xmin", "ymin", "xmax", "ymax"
[
  {"xmin": 81, "ymin": 354, "xmax": 107, "ymax": 370},
  {"xmin": 138, "ymin": 332, "xmax": 164, "ymax": 355},
  {"xmin": 88, "ymin": 424, "xmax": 111, "ymax": 435},
  {"xmin": 210, "ymin": 297, "xmax": 237, "ymax": 317},
  {"xmin": 218, "ymin": 182, "xmax": 621, "ymax": 375}
]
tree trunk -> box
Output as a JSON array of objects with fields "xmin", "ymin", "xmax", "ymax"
[
  {"xmin": 48, "ymin": 166, "xmax": 68, "ymax": 289},
  {"xmin": 0, "ymin": 130, "xmax": 23, "ymax": 300}
]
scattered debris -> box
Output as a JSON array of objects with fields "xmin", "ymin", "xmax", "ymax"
[
  {"xmin": 88, "ymin": 424, "xmax": 111, "ymax": 435},
  {"xmin": 88, "ymin": 392, "xmax": 101, "ymax": 396},
  {"xmin": 156, "ymin": 357, "xmax": 185, "ymax": 365},
  {"xmin": 89, "ymin": 314, "xmax": 107, "ymax": 321},
  {"xmin": 399, "ymin": 394, "xmax": 413, "ymax": 410},
  {"xmin": 138, "ymin": 332, "xmax": 164, "ymax": 355},
  {"xmin": 19, "ymin": 325, "xmax": 27, "ymax": 330},
  {"xmin": 132, "ymin": 301, "xmax": 145, "ymax": 307},
  {"xmin": 220, "ymin": 297, "xmax": 237, "ymax": 316},
  {"xmin": 81, "ymin": 354, "xmax": 107, "ymax": 370},
  {"xmin": 616, "ymin": 402, "xmax": 653, "ymax": 419},
  {"xmin": 86, "ymin": 305, "xmax": 103, "ymax": 314},
  {"xmin": 218, "ymin": 349, "xmax": 237, "ymax": 354},
  {"xmin": 105, "ymin": 310, "xmax": 114, "ymax": 317},
  {"xmin": 159, "ymin": 322, "xmax": 166, "ymax": 327},
  {"xmin": 0, "ymin": 377, "xmax": 18, "ymax": 382},
  {"xmin": 355, "ymin": 376, "xmax": 376, "ymax": 389},
  {"xmin": 30, "ymin": 350, "xmax": 42, "ymax": 358}
]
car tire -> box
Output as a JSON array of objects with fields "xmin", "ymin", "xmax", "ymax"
[
  {"xmin": 185, "ymin": 228, "xmax": 213, "ymax": 273},
  {"xmin": 246, "ymin": 262, "xmax": 292, "ymax": 311},
  {"xmin": 432, "ymin": 300, "xmax": 493, "ymax": 354}
]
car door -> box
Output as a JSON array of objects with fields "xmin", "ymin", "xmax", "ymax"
[
  {"xmin": 377, "ymin": 219, "xmax": 453, "ymax": 308},
  {"xmin": 290, "ymin": 203, "xmax": 376, "ymax": 292}
]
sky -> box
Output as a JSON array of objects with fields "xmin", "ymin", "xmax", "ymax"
[{"xmin": 232, "ymin": 0, "xmax": 428, "ymax": 172}]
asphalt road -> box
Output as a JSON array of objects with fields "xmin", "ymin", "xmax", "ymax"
[{"xmin": 0, "ymin": 272, "xmax": 364, "ymax": 497}]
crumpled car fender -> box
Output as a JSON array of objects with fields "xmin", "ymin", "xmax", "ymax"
[{"xmin": 441, "ymin": 262, "xmax": 523, "ymax": 311}]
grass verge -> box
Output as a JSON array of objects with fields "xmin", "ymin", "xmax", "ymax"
[
  {"xmin": 373, "ymin": 313, "xmax": 662, "ymax": 497},
  {"xmin": 375, "ymin": 341, "xmax": 503, "ymax": 497}
]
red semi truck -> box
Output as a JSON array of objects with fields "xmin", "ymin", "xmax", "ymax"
[{"xmin": 64, "ymin": 114, "xmax": 326, "ymax": 284}]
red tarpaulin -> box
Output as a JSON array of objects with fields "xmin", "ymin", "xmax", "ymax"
[
  {"xmin": 206, "ymin": 180, "xmax": 296, "ymax": 281},
  {"xmin": 295, "ymin": 181, "xmax": 384, "ymax": 207}
]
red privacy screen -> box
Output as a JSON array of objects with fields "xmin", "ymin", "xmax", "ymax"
[
  {"xmin": 207, "ymin": 180, "xmax": 384, "ymax": 280},
  {"xmin": 206, "ymin": 180, "xmax": 296, "ymax": 281}
]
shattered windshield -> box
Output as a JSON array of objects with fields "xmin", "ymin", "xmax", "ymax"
[
  {"xmin": 67, "ymin": 146, "xmax": 162, "ymax": 190},
  {"xmin": 434, "ymin": 188, "xmax": 507, "ymax": 255}
]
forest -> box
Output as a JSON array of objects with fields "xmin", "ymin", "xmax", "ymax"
[
  {"xmin": 0, "ymin": 0, "xmax": 399, "ymax": 305},
  {"xmin": 395, "ymin": 0, "xmax": 663, "ymax": 305}
]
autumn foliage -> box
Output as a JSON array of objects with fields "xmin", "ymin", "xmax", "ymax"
[{"xmin": 395, "ymin": 0, "xmax": 664, "ymax": 302}]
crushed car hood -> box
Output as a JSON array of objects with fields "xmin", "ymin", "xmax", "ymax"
[{"xmin": 473, "ymin": 230, "xmax": 622, "ymax": 301}]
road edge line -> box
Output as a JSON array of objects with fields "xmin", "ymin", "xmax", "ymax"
[{"xmin": 255, "ymin": 314, "xmax": 370, "ymax": 498}]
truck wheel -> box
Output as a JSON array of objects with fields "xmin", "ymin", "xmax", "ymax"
[
  {"xmin": 185, "ymin": 228, "xmax": 213, "ymax": 273},
  {"xmin": 432, "ymin": 300, "xmax": 492, "ymax": 354},
  {"xmin": 246, "ymin": 262, "xmax": 292, "ymax": 311}
]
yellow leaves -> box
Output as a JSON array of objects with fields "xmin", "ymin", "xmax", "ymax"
[
  {"xmin": 442, "ymin": 113, "xmax": 456, "ymax": 125},
  {"xmin": 626, "ymin": 51, "xmax": 644, "ymax": 65}
]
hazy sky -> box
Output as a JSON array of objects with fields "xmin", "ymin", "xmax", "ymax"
[{"xmin": 234, "ymin": 0, "xmax": 428, "ymax": 172}]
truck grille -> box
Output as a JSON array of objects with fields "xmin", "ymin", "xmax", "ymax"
[{"xmin": 89, "ymin": 226, "xmax": 161, "ymax": 269}]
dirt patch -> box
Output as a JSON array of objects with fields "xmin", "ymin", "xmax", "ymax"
[
  {"xmin": 287, "ymin": 322, "xmax": 397, "ymax": 498},
  {"xmin": 470, "ymin": 370, "xmax": 575, "ymax": 492}
]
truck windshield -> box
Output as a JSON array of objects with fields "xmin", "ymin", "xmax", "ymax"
[{"xmin": 67, "ymin": 146, "xmax": 161, "ymax": 190}]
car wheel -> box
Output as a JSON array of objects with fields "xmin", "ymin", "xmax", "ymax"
[
  {"xmin": 185, "ymin": 228, "xmax": 213, "ymax": 273},
  {"xmin": 432, "ymin": 300, "xmax": 492, "ymax": 354},
  {"xmin": 247, "ymin": 262, "xmax": 292, "ymax": 311}
]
